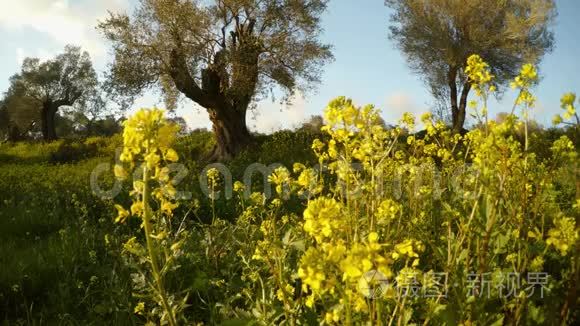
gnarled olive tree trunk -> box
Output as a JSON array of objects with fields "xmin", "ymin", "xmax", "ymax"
[
  {"xmin": 41, "ymin": 105, "xmax": 57, "ymax": 141},
  {"xmin": 169, "ymin": 44, "xmax": 259, "ymax": 161},
  {"xmin": 208, "ymin": 105, "xmax": 252, "ymax": 160},
  {"xmin": 40, "ymin": 99, "xmax": 70, "ymax": 141}
]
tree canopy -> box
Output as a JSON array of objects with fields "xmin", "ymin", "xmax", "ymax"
[
  {"xmin": 99, "ymin": 0, "xmax": 333, "ymax": 159},
  {"xmin": 385, "ymin": 0, "xmax": 556, "ymax": 131}
]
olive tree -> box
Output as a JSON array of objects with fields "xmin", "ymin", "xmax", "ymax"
[
  {"xmin": 385, "ymin": 0, "xmax": 556, "ymax": 132},
  {"xmin": 6, "ymin": 45, "xmax": 98, "ymax": 140},
  {"xmin": 99, "ymin": 0, "xmax": 333, "ymax": 160}
]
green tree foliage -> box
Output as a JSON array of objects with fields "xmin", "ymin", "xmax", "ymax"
[
  {"xmin": 69, "ymin": 90, "xmax": 123, "ymax": 137},
  {"xmin": 385, "ymin": 0, "xmax": 556, "ymax": 132},
  {"xmin": 0, "ymin": 99, "xmax": 8, "ymax": 141},
  {"xmin": 6, "ymin": 45, "xmax": 98, "ymax": 140},
  {"xmin": 168, "ymin": 116, "xmax": 189, "ymax": 135},
  {"xmin": 1, "ymin": 87, "xmax": 40, "ymax": 141},
  {"xmin": 300, "ymin": 114, "xmax": 324, "ymax": 132},
  {"xmin": 98, "ymin": 0, "xmax": 333, "ymax": 160}
]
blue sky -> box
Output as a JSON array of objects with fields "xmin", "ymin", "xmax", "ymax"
[{"xmin": 1, "ymin": 0, "xmax": 579, "ymax": 132}]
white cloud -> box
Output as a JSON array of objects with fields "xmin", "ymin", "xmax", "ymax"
[
  {"xmin": 384, "ymin": 91, "xmax": 428, "ymax": 124},
  {"xmin": 16, "ymin": 47, "xmax": 57, "ymax": 65},
  {"xmin": 16, "ymin": 48, "xmax": 25, "ymax": 65},
  {"xmin": 0, "ymin": 0, "xmax": 129, "ymax": 59},
  {"xmin": 180, "ymin": 107, "xmax": 212, "ymax": 131},
  {"xmin": 250, "ymin": 92, "xmax": 308, "ymax": 133}
]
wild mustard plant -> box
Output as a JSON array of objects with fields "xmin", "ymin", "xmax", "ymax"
[
  {"xmin": 113, "ymin": 108, "xmax": 188, "ymax": 325},
  {"xmin": 465, "ymin": 54, "xmax": 496, "ymax": 126},
  {"xmin": 553, "ymin": 92, "xmax": 580, "ymax": 131},
  {"xmin": 511, "ymin": 62, "xmax": 539, "ymax": 151},
  {"xmin": 237, "ymin": 57, "xmax": 578, "ymax": 325}
]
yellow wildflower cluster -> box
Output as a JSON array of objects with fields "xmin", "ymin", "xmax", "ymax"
[
  {"xmin": 268, "ymin": 166, "xmax": 291, "ymax": 196},
  {"xmin": 511, "ymin": 63, "xmax": 539, "ymax": 107},
  {"xmin": 294, "ymin": 98, "xmax": 424, "ymax": 320},
  {"xmin": 465, "ymin": 54, "xmax": 496, "ymax": 96},
  {"xmin": 114, "ymin": 108, "xmax": 180, "ymax": 223},
  {"xmin": 298, "ymin": 248, "xmax": 332, "ymax": 298},
  {"xmin": 118, "ymin": 108, "xmax": 179, "ymax": 165},
  {"xmin": 298, "ymin": 232, "xmax": 394, "ymax": 313},
  {"xmin": 302, "ymin": 197, "xmax": 345, "ymax": 243},
  {"xmin": 341, "ymin": 233, "xmax": 392, "ymax": 283},
  {"xmin": 511, "ymin": 63, "xmax": 538, "ymax": 88},
  {"xmin": 293, "ymin": 163, "xmax": 322, "ymax": 198},
  {"xmin": 321, "ymin": 96, "xmax": 389, "ymax": 165},
  {"xmin": 207, "ymin": 167, "xmax": 220, "ymax": 183},
  {"xmin": 546, "ymin": 217, "xmax": 578, "ymax": 256},
  {"xmin": 392, "ymin": 239, "xmax": 424, "ymax": 259},
  {"xmin": 553, "ymin": 92, "xmax": 578, "ymax": 125},
  {"xmin": 376, "ymin": 198, "xmax": 402, "ymax": 223},
  {"xmin": 560, "ymin": 92, "xmax": 577, "ymax": 118}
]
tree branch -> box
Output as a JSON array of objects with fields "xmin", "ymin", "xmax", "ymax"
[{"xmin": 169, "ymin": 49, "xmax": 215, "ymax": 109}]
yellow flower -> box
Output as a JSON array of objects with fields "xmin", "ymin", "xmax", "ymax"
[
  {"xmin": 134, "ymin": 302, "xmax": 145, "ymax": 315},
  {"xmin": 547, "ymin": 217, "xmax": 578, "ymax": 255},
  {"xmin": 325, "ymin": 310, "xmax": 340, "ymax": 323},
  {"xmin": 377, "ymin": 199, "xmax": 401, "ymax": 222},
  {"xmin": 312, "ymin": 138, "xmax": 325, "ymax": 152},
  {"xmin": 520, "ymin": 63, "xmax": 538, "ymax": 82},
  {"xmin": 206, "ymin": 168, "xmax": 220, "ymax": 182},
  {"xmin": 161, "ymin": 200, "xmax": 178, "ymax": 216},
  {"xmin": 400, "ymin": 112, "xmax": 416, "ymax": 130},
  {"xmin": 131, "ymin": 201, "xmax": 144, "ymax": 217},
  {"xmin": 560, "ymin": 92, "xmax": 577, "ymax": 120},
  {"xmin": 303, "ymin": 197, "xmax": 345, "ymax": 243},
  {"xmin": 530, "ymin": 256, "xmax": 544, "ymax": 272},
  {"xmin": 113, "ymin": 164, "xmax": 128, "ymax": 180},
  {"xmin": 155, "ymin": 166, "xmax": 170, "ymax": 182},
  {"xmin": 114, "ymin": 204, "xmax": 130, "ymax": 223},
  {"xmin": 164, "ymin": 148, "xmax": 179, "ymax": 162},
  {"xmin": 465, "ymin": 54, "xmax": 495, "ymax": 96},
  {"xmin": 305, "ymin": 295, "xmax": 315, "ymax": 308},
  {"xmin": 510, "ymin": 63, "xmax": 539, "ymax": 108},
  {"xmin": 298, "ymin": 245, "xmax": 345, "ymax": 303},
  {"xmin": 233, "ymin": 181, "xmax": 245, "ymax": 192},
  {"xmin": 561, "ymin": 92, "xmax": 576, "ymax": 108},
  {"xmin": 368, "ymin": 232, "xmax": 379, "ymax": 243},
  {"xmin": 392, "ymin": 239, "xmax": 423, "ymax": 260},
  {"xmin": 144, "ymin": 152, "xmax": 160, "ymax": 169},
  {"xmin": 276, "ymin": 283, "xmax": 294, "ymax": 302},
  {"xmin": 341, "ymin": 238, "xmax": 391, "ymax": 284},
  {"xmin": 120, "ymin": 108, "xmax": 179, "ymax": 166},
  {"xmin": 298, "ymin": 248, "xmax": 326, "ymax": 292},
  {"xmin": 268, "ymin": 166, "xmax": 290, "ymax": 185}
]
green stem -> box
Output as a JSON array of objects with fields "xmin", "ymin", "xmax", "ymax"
[
  {"xmin": 143, "ymin": 165, "xmax": 177, "ymax": 326},
  {"xmin": 376, "ymin": 298, "xmax": 383, "ymax": 326},
  {"xmin": 345, "ymin": 292, "xmax": 352, "ymax": 326},
  {"xmin": 524, "ymin": 107, "xmax": 529, "ymax": 152}
]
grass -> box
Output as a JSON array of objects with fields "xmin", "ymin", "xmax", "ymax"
[{"xmin": 0, "ymin": 129, "xmax": 321, "ymax": 324}]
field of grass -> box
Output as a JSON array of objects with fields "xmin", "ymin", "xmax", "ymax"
[{"xmin": 0, "ymin": 129, "xmax": 322, "ymax": 325}]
